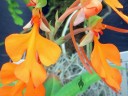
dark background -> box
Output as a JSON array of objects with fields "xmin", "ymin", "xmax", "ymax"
[
  {"xmin": 0, "ymin": 0, "xmax": 128, "ymax": 67},
  {"xmin": 0, "ymin": 0, "xmax": 31, "ymax": 66}
]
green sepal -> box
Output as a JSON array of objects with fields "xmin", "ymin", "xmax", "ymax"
[
  {"xmin": 87, "ymin": 15, "xmax": 103, "ymax": 28},
  {"xmin": 36, "ymin": 0, "xmax": 47, "ymax": 8}
]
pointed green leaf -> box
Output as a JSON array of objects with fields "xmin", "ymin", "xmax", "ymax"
[
  {"xmin": 15, "ymin": 9, "xmax": 23, "ymax": 15},
  {"xmin": 44, "ymin": 74, "xmax": 62, "ymax": 96},
  {"xmin": 55, "ymin": 11, "xmax": 59, "ymax": 20},
  {"xmin": 55, "ymin": 72, "xmax": 100, "ymax": 96}
]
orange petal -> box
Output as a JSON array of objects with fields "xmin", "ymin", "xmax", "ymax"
[
  {"xmin": 104, "ymin": 0, "xmax": 128, "ymax": 23},
  {"xmin": 11, "ymin": 81, "xmax": 25, "ymax": 96},
  {"xmin": 36, "ymin": 34, "xmax": 61, "ymax": 66},
  {"xmin": 91, "ymin": 42, "xmax": 106, "ymax": 78},
  {"xmin": 14, "ymin": 62, "xmax": 30, "ymax": 84},
  {"xmin": 5, "ymin": 33, "xmax": 29, "ymax": 62},
  {"xmin": 104, "ymin": 0, "xmax": 123, "ymax": 8},
  {"xmin": 31, "ymin": 62, "xmax": 47, "ymax": 87},
  {"xmin": 84, "ymin": 0, "xmax": 102, "ymax": 18},
  {"xmin": 25, "ymin": 78, "xmax": 35, "ymax": 96},
  {"xmin": 101, "ymin": 44, "xmax": 121, "ymax": 66},
  {"xmin": 35, "ymin": 84, "xmax": 46, "ymax": 96},
  {"xmin": 91, "ymin": 36, "xmax": 122, "ymax": 92},
  {"xmin": 112, "ymin": 7, "xmax": 128, "ymax": 23},
  {"xmin": 0, "ymin": 63, "xmax": 17, "ymax": 84},
  {"xmin": 0, "ymin": 86, "xmax": 12, "ymax": 96},
  {"xmin": 104, "ymin": 68, "xmax": 122, "ymax": 92}
]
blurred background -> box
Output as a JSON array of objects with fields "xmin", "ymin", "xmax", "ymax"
[{"xmin": 0, "ymin": 0, "xmax": 128, "ymax": 67}]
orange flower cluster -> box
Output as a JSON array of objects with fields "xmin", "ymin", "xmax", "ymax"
[
  {"xmin": 69, "ymin": 0, "xmax": 128, "ymax": 92},
  {"xmin": 0, "ymin": 8, "xmax": 61, "ymax": 96}
]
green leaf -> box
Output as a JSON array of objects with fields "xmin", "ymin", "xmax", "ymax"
[
  {"xmin": 55, "ymin": 72, "xmax": 100, "ymax": 96},
  {"xmin": 55, "ymin": 37, "xmax": 65, "ymax": 45},
  {"xmin": 55, "ymin": 11, "xmax": 59, "ymax": 20},
  {"xmin": 15, "ymin": 9, "xmax": 23, "ymax": 15},
  {"xmin": 12, "ymin": 15, "xmax": 24, "ymax": 26},
  {"xmin": 36, "ymin": 0, "xmax": 47, "ymax": 8},
  {"xmin": 44, "ymin": 74, "xmax": 62, "ymax": 96}
]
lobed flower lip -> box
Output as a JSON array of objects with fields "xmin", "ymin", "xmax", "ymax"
[
  {"xmin": 91, "ymin": 36, "xmax": 121, "ymax": 92},
  {"xmin": 0, "ymin": 63, "xmax": 45, "ymax": 96},
  {"xmin": 4, "ymin": 8, "xmax": 61, "ymax": 88}
]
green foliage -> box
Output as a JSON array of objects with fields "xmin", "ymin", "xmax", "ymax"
[
  {"xmin": 6, "ymin": 0, "xmax": 23, "ymax": 26},
  {"xmin": 44, "ymin": 72, "xmax": 100, "ymax": 96},
  {"xmin": 54, "ymin": 72, "xmax": 100, "ymax": 96},
  {"xmin": 47, "ymin": 0, "xmax": 74, "ymax": 21},
  {"xmin": 44, "ymin": 75, "xmax": 62, "ymax": 96}
]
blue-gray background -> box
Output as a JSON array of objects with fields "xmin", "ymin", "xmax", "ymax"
[{"xmin": 0, "ymin": 0, "xmax": 128, "ymax": 67}]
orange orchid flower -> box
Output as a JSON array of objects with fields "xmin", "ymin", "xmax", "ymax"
[
  {"xmin": 91, "ymin": 36, "xmax": 122, "ymax": 92},
  {"xmin": 70, "ymin": 13, "xmax": 123, "ymax": 92},
  {"xmin": 0, "ymin": 63, "xmax": 45, "ymax": 96},
  {"xmin": 58, "ymin": 0, "xmax": 102, "ymax": 25},
  {"xmin": 104, "ymin": 0, "xmax": 128, "ymax": 23},
  {"xmin": 4, "ymin": 8, "xmax": 61, "ymax": 87}
]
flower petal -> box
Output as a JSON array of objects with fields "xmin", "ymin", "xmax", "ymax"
[
  {"xmin": 36, "ymin": 34, "xmax": 61, "ymax": 66},
  {"xmin": 40, "ymin": 20, "xmax": 50, "ymax": 32},
  {"xmin": 11, "ymin": 81, "xmax": 25, "ymax": 96},
  {"xmin": 31, "ymin": 62, "xmax": 47, "ymax": 87},
  {"xmin": 35, "ymin": 84, "xmax": 45, "ymax": 96},
  {"xmin": 101, "ymin": 44, "xmax": 121, "ymax": 66},
  {"xmin": 5, "ymin": 33, "xmax": 29, "ymax": 62},
  {"xmin": 104, "ymin": 68, "xmax": 122, "ymax": 92},
  {"xmin": 0, "ymin": 63, "xmax": 17, "ymax": 84},
  {"xmin": 104, "ymin": 0, "xmax": 123, "ymax": 8},
  {"xmin": 73, "ymin": 8, "xmax": 85, "ymax": 26},
  {"xmin": 79, "ymin": 31, "xmax": 94, "ymax": 46},
  {"xmin": 23, "ymin": 20, "xmax": 33, "ymax": 30},
  {"xmin": 91, "ymin": 42, "xmax": 106, "ymax": 78},
  {"xmin": 0, "ymin": 86, "xmax": 12, "ymax": 96},
  {"xmin": 25, "ymin": 78, "xmax": 35, "ymax": 96},
  {"xmin": 14, "ymin": 62, "xmax": 30, "ymax": 84},
  {"xmin": 91, "ymin": 37, "xmax": 122, "ymax": 92},
  {"xmin": 105, "ymin": 0, "xmax": 128, "ymax": 23}
]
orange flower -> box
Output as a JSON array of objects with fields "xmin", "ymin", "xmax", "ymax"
[
  {"xmin": 70, "ymin": 14, "xmax": 122, "ymax": 92},
  {"xmin": 91, "ymin": 36, "xmax": 122, "ymax": 92},
  {"xmin": 58, "ymin": 0, "xmax": 102, "ymax": 25},
  {"xmin": 4, "ymin": 8, "xmax": 61, "ymax": 87},
  {"xmin": 74, "ymin": 0, "xmax": 102, "ymax": 26},
  {"xmin": 104, "ymin": 0, "xmax": 128, "ymax": 23},
  {"xmin": 0, "ymin": 63, "xmax": 45, "ymax": 96}
]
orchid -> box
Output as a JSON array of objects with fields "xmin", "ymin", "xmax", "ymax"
[
  {"xmin": 91, "ymin": 36, "xmax": 122, "ymax": 92},
  {"xmin": 4, "ymin": 8, "xmax": 61, "ymax": 87},
  {"xmin": 0, "ymin": 63, "xmax": 45, "ymax": 96},
  {"xmin": 69, "ymin": 10, "xmax": 127, "ymax": 92},
  {"xmin": 1, "ymin": 0, "xmax": 128, "ymax": 95}
]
